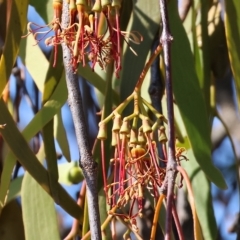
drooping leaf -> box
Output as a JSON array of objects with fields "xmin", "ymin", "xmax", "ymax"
[
  {"xmin": 0, "ymin": 151, "xmax": 16, "ymax": 214},
  {"xmin": 22, "ymin": 145, "xmax": 60, "ymax": 240},
  {"xmin": 0, "ymin": 201, "xmax": 25, "ymax": 240},
  {"xmin": 0, "ymin": 99, "xmax": 82, "ymax": 220},
  {"xmin": 120, "ymin": 0, "xmax": 160, "ymax": 112},
  {"xmin": 6, "ymin": 176, "xmax": 23, "ymax": 203},
  {"xmin": 195, "ymin": 0, "xmax": 211, "ymax": 113},
  {"xmin": 78, "ymin": 64, "xmax": 120, "ymax": 106},
  {"xmin": 182, "ymin": 150, "xmax": 217, "ymax": 240},
  {"xmin": 224, "ymin": 0, "xmax": 240, "ymax": 108},
  {"xmin": 19, "ymin": 34, "xmax": 49, "ymax": 93},
  {"xmin": 24, "ymin": 73, "xmax": 67, "ymax": 140},
  {"xmin": 54, "ymin": 110, "xmax": 71, "ymax": 162},
  {"xmin": 168, "ymin": 1, "xmax": 226, "ymax": 189},
  {"xmin": 41, "ymin": 50, "xmax": 63, "ymax": 203},
  {"xmin": 0, "ymin": 71, "xmax": 67, "ymax": 212},
  {"xmin": 0, "ymin": 0, "xmax": 28, "ymax": 94}
]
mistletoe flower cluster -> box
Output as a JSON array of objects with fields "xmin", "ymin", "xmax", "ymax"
[
  {"xmin": 97, "ymin": 91, "xmax": 172, "ymax": 232},
  {"xmin": 23, "ymin": 0, "xmax": 142, "ymax": 77}
]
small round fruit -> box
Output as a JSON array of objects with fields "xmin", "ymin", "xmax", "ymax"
[{"xmin": 68, "ymin": 166, "xmax": 83, "ymax": 184}]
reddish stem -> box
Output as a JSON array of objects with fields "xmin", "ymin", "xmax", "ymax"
[
  {"xmin": 119, "ymin": 134, "xmax": 127, "ymax": 194},
  {"xmin": 101, "ymin": 140, "xmax": 108, "ymax": 193}
]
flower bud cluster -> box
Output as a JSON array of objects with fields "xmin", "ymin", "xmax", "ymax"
[{"xmin": 97, "ymin": 95, "xmax": 169, "ymax": 232}]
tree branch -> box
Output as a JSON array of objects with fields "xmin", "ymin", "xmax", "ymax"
[
  {"xmin": 159, "ymin": 0, "xmax": 176, "ymax": 239},
  {"xmin": 61, "ymin": 1, "xmax": 102, "ymax": 239}
]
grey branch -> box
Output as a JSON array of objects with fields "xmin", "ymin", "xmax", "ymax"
[
  {"xmin": 61, "ymin": 1, "xmax": 102, "ymax": 239},
  {"xmin": 159, "ymin": 0, "xmax": 177, "ymax": 239}
]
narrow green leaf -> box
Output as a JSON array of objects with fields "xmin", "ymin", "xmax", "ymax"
[
  {"xmin": 0, "ymin": 74, "xmax": 67, "ymax": 211},
  {"xmin": 224, "ymin": 0, "xmax": 240, "ymax": 108},
  {"xmin": 54, "ymin": 110, "xmax": 71, "ymax": 162},
  {"xmin": 42, "ymin": 50, "xmax": 63, "ymax": 103},
  {"xmin": 42, "ymin": 51, "xmax": 64, "ymax": 203},
  {"xmin": 22, "ymin": 175, "xmax": 60, "ymax": 240},
  {"xmin": 19, "ymin": 35, "xmax": 49, "ymax": 93},
  {"xmin": 77, "ymin": 64, "xmax": 120, "ymax": 106},
  {"xmin": 0, "ymin": 0, "xmax": 28, "ymax": 94},
  {"xmin": 120, "ymin": 0, "xmax": 160, "ymax": 109},
  {"xmin": 196, "ymin": 0, "xmax": 211, "ymax": 112},
  {"xmin": 6, "ymin": 176, "xmax": 23, "ymax": 204},
  {"xmin": 0, "ymin": 154, "xmax": 16, "ymax": 212},
  {"xmin": 0, "ymin": 201, "xmax": 25, "ymax": 240},
  {"xmin": 22, "ymin": 73, "xmax": 67, "ymax": 141},
  {"xmin": 168, "ymin": 1, "xmax": 226, "ymax": 189},
  {"xmin": 0, "ymin": 99, "xmax": 82, "ymax": 220},
  {"xmin": 182, "ymin": 150, "xmax": 217, "ymax": 240},
  {"xmin": 22, "ymin": 146, "xmax": 60, "ymax": 240}
]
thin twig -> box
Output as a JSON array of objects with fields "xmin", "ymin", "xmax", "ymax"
[
  {"xmin": 61, "ymin": 1, "xmax": 102, "ymax": 239},
  {"xmin": 159, "ymin": 0, "xmax": 176, "ymax": 239}
]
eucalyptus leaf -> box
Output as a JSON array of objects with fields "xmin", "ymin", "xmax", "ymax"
[
  {"xmin": 182, "ymin": 150, "xmax": 217, "ymax": 240},
  {"xmin": 0, "ymin": 99, "xmax": 82, "ymax": 220},
  {"xmin": 120, "ymin": 0, "xmax": 160, "ymax": 112},
  {"xmin": 78, "ymin": 64, "xmax": 120, "ymax": 106},
  {"xmin": 6, "ymin": 176, "xmax": 23, "ymax": 204},
  {"xmin": 42, "ymin": 50, "xmax": 63, "ymax": 204},
  {"xmin": 0, "ymin": 0, "xmax": 28, "ymax": 94},
  {"xmin": 224, "ymin": 0, "xmax": 240, "ymax": 108},
  {"xmin": 0, "ymin": 67, "xmax": 67, "ymax": 214},
  {"xmin": 54, "ymin": 110, "xmax": 71, "ymax": 162},
  {"xmin": 22, "ymin": 145, "xmax": 60, "ymax": 240},
  {"xmin": 168, "ymin": 1, "xmax": 226, "ymax": 189},
  {"xmin": 19, "ymin": 35, "xmax": 49, "ymax": 93}
]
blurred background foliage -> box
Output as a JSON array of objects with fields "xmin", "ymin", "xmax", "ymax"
[{"xmin": 0, "ymin": 0, "xmax": 239, "ymax": 239}]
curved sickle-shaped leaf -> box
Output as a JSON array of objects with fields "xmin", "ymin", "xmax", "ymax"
[
  {"xmin": 54, "ymin": 110, "xmax": 71, "ymax": 162},
  {"xmin": 197, "ymin": 0, "xmax": 211, "ymax": 113},
  {"xmin": 0, "ymin": 0, "xmax": 28, "ymax": 94},
  {"xmin": 182, "ymin": 150, "xmax": 217, "ymax": 240},
  {"xmin": 120, "ymin": 0, "xmax": 160, "ymax": 110},
  {"xmin": 6, "ymin": 176, "xmax": 23, "ymax": 204},
  {"xmin": 0, "ymin": 72, "xmax": 67, "ymax": 212},
  {"xmin": 23, "ymin": 74, "xmax": 67, "ymax": 140},
  {"xmin": 19, "ymin": 34, "xmax": 49, "ymax": 93},
  {"xmin": 0, "ymin": 152, "xmax": 16, "ymax": 214},
  {"xmin": 22, "ymin": 145, "xmax": 60, "ymax": 240},
  {"xmin": 168, "ymin": 1, "xmax": 226, "ymax": 189},
  {"xmin": 42, "ymin": 50, "xmax": 64, "ymax": 203},
  {"xmin": 224, "ymin": 0, "xmax": 240, "ymax": 108},
  {"xmin": 78, "ymin": 64, "xmax": 120, "ymax": 106},
  {"xmin": 0, "ymin": 99, "xmax": 82, "ymax": 220}
]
